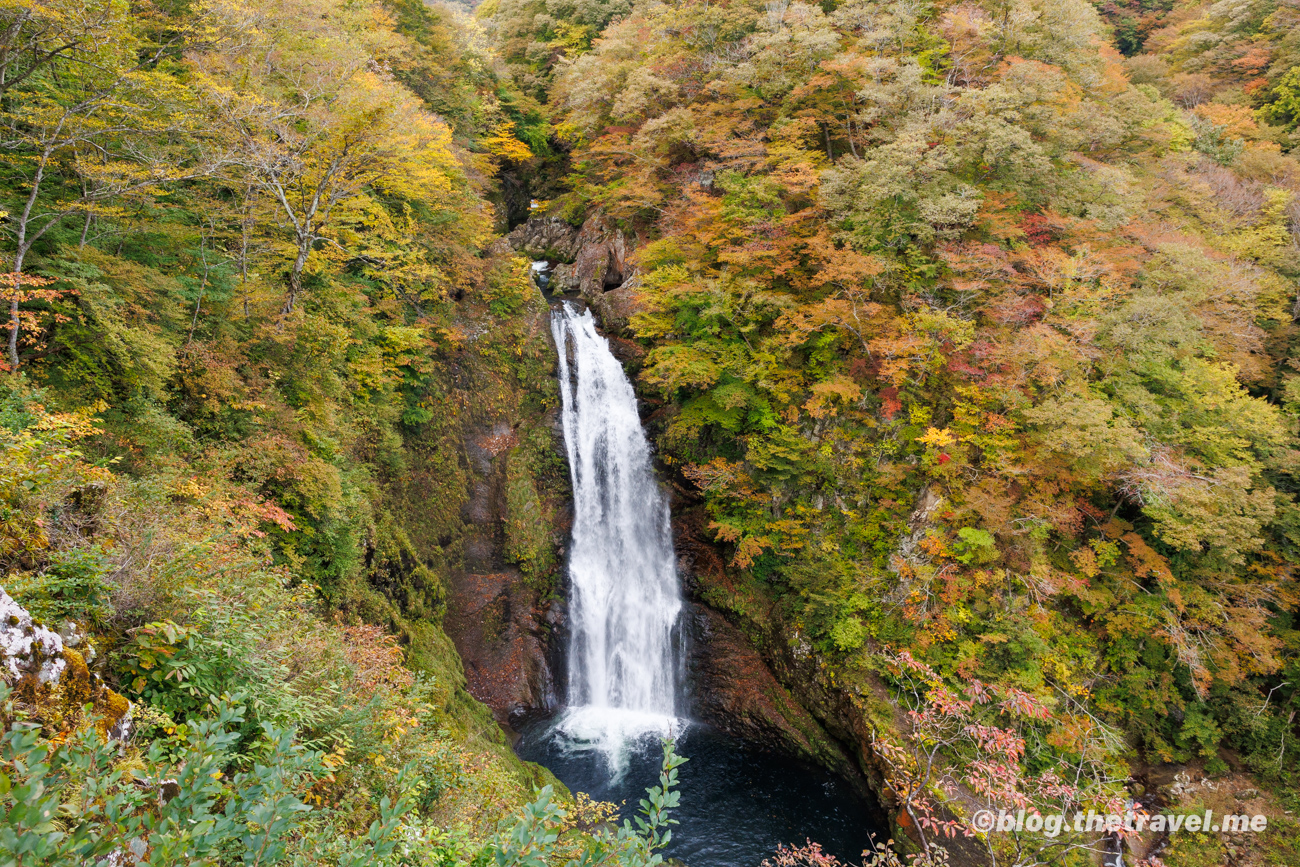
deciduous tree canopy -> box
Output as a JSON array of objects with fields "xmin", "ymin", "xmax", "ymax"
[{"xmin": 484, "ymin": 0, "xmax": 1300, "ymax": 857}]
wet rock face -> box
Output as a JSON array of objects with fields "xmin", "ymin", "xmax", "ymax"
[
  {"xmin": 442, "ymin": 569, "xmax": 559, "ymax": 726},
  {"xmin": 441, "ymin": 419, "xmax": 562, "ymax": 728},
  {"xmin": 687, "ymin": 604, "xmax": 860, "ymax": 775}
]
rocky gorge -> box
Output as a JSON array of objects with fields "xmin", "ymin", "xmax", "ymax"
[
  {"xmin": 444, "ymin": 213, "xmax": 1282, "ymax": 866},
  {"xmin": 454, "ymin": 215, "xmax": 901, "ymax": 839}
]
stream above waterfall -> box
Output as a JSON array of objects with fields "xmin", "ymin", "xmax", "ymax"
[{"xmin": 534, "ymin": 299, "xmax": 888, "ymax": 866}]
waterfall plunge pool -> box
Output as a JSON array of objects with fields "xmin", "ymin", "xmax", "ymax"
[{"xmin": 516, "ymin": 710, "xmax": 886, "ymax": 867}]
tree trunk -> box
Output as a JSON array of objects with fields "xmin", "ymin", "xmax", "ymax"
[
  {"xmin": 6, "ymin": 247, "xmax": 28, "ymax": 371},
  {"xmin": 9, "ymin": 148, "xmax": 45, "ymax": 372},
  {"xmin": 187, "ymin": 238, "xmax": 210, "ymax": 346},
  {"xmin": 282, "ymin": 238, "xmax": 311, "ymax": 317},
  {"xmin": 6, "ymin": 284, "xmax": 19, "ymax": 370}
]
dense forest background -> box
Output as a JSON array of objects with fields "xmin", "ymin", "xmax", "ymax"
[{"xmin": 2, "ymin": 0, "xmax": 1300, "ymax": 863}]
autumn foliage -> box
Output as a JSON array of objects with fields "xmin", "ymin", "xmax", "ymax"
[{"xmin": 480, "ymin": 0, "xmax": 1300, "ymax": 855}]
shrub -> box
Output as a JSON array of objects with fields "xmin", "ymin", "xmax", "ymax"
[
  {"xmin": 952, "ymin": 527, "xmax": 997, "ymax": 565},
  {"xmin": 5, "ymin": 547, "xmax": 113, "ymax": 624}
]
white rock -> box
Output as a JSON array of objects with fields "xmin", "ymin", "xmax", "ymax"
[{"xmin": 0, "ymin": 586, "xmax": 66, "ymax": 684}]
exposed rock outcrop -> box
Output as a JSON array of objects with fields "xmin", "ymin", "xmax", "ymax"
[
  {"xmin": 498, "ymin": 217, "xmax": 583, "ymax": 262},
  {"xmin": 1, "ymin": 587, "xmax": 131, "ymax": 740},
  {"xmin": 688, "ymin": 604, "xmax": 865, "ymax": 782},
  {"xmin": 587, "ymin": 284, "xmax": 647, "ymax": 343},
  {"xmin": 500, "ymin": 214, "xmax": 640, "ymax": 326},
  {"xmin": 548, "ymin": 213, "xmax": 635, "ymax": 301},
  {"xmin": 441, "ymin": 407, "xmax": 566, "ymax": 727}
]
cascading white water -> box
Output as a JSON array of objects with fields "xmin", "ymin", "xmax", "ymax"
[{"xmin": 550, "ymin": 302, "xmax": 683, "ymax": 768}]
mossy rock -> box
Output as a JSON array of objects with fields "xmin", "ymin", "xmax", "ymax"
[{"xmin": 15, "ymin": 646, "xmax": 131, "ymax": 739}]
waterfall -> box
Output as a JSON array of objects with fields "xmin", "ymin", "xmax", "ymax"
[
  {"xmin": 550, "ymin": 302, "xmax": 683, "ymax": 766},
  {"xmin": 524, "ymin": 304, "xmax": 887, "ymax": 864}
]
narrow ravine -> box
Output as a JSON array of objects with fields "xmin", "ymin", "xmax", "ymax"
[{"xmin": 519, "ymin": 300, "xmax": 885, "ymax": 866}]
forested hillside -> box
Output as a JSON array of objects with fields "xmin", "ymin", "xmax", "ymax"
[
  {"xmin": 6, "ymin": 0, "xmax": 1300, "ymax": 863},
  {"xmin": 0, "ymin": 0, "xmax": 684, "ymax": 864},
  {"xmin": 479, "ymin": 0, "xmax": 1300, "ymax": 860}
]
